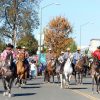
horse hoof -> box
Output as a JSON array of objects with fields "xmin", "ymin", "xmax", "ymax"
[
  {"xmin": 8, "ymin": 93, "xmax": 12, "ymax": 97},
  {"xmin": 3, "ymin": 92, "xmax": 9, "ymax": 96},
  {"xmin": 3, "ymin": 92, "xmax": 6, "ymax": 96}
]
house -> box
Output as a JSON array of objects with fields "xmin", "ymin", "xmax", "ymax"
[{"xmin": 89, "ymin": 39, "xmax": 100, "ymax": 52}]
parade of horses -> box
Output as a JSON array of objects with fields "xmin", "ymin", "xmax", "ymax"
[
  {"xmin": 0, "ymin": 0, "xmax": 100, "ymax": 100},
  {"xmin": 0, "ymin": 42, "xmax": 99, "ymax": 99}
]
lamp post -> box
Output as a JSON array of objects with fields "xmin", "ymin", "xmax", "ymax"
[
  {"xmin": 80, "ymin": 21, "xmax": 93, "ymax": 49},
  {"xmin": 39, "ymin": 3, "xmax": 60, "ymax": 52}
]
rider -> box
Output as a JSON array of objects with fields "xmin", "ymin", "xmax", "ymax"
[
  {"xmin": 63, "ymin": 48, "xmax": 72, "ymax": 61},
  {"xmin": 0, "ymin": 43, "xmax": 16, "ymax": 75},
  {"xmin": 60, "ymin": 48, "xmax": 71, "ymax": 73},
  {"xmin": 46, "ymin": 48, "xmax": 54, "ymax": 64},
  {"xmin": 58, "ymin": 51, "xmax": 64, "ymax": 64},
  {"xmin": 92, "ymin": 46, "xmax": 100, "ymax": 67},
  {"xmin": 21, "ymin": 46, "xmax": 30, "ymax": 78},
  {"xmin": 72, "ymin": 47, "xmax": 82, "ymax": 73}
]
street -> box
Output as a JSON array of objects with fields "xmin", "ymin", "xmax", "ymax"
[{"xmin": 0, "ymin": 76, "xmax": 100, "ymax": 100}]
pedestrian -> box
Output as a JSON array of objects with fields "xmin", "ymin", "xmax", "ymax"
[
  {"xmin": 30, "ymin": 60, "xmax": 37, "ymax": 79},
  {"xmin": 39, "ymin": 50, "xmax": 46, "ymax": 74}
]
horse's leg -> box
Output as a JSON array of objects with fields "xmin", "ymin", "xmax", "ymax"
[
  {"xmin": 23, "ymin": 72, "xmax": 27, "ymax": 85},
  {"xmin": 96, "ymin": 76, "xmax": 99, "ymax": 93},
  {"xmin": 64, "ymin": 73, "xmax": 69, "ymax": 88},
  {"xmin": 52, "ymin": 72, "xmax": 55, "ymax": 83},
  {"xmin": 48, "ymin": 71, "xmax": 50, "ymax": 82},
  {"xmin": 80, "ymin": 72, "xmax": 83, "ymax": 84},
  {"xmin": 57, "ymin": 72, "xmax": 60, "ymax": 83},
  {"xmin": 92, "ymin": 75, "xmax": 95, "ymax": 94},
  {"xmin": 74, "ymin": 71, "xmax": 77, "ymax": 84},
  {"xmin": 8, "ymin": 78, "xmax": 14, "ymax": 97},
  {"xmin": 77, "ymin": 73, "xmax": 80, "ymax": 84},
  {"xmin": 2, "ymin": 78, "xmax": 8, "ymax": 96},
  {"xmin": 60, "ymin": 74, "xmax": 63, "ymax": 88},
  {"xmin": 69, "ymin": 74, "xmax": 72, "ymax": 84}
]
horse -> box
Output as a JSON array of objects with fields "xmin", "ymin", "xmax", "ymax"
[
  {"xmin": 90, "ymin": 59, "xmax": 100, "ymax": 93},
  {"xmin": 16, "ymin": 52, "xmax": 27, "ymax": 87},
  {"xmin": 44, "ymin": 58, "xmax": 56, "ymax": 83},
  {"xmin": 74, "ymin": 55, "xmax": 88, "ymax": 84},
  {"xmin": 0, "ymin": 52, "xmax": 15, "ymax": 97},
  {"xmin": 60, "ymin": 58, "xmax": 73, "ymax": 88},
  {"xmin": 55, "ymin": 58, "xmax": 61, "ymax": 83}
]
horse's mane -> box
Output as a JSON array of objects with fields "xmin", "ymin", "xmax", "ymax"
[{"xmin": 6, "ymin": 53, "xmax": 13, "ymax": 61}]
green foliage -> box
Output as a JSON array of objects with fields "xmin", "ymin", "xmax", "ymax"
[
  {"xmin": 0, "ymin": 0, "xmax": 40, "ymax": 46},
  {"xmin": 85, "ymin": 48, "xmax": 89, "ymax": 54},
  {"xmin": 17, "ymin": 33, "xmax": 38, "ymax": 55},
  {"xmin": 70, "ymin": 40, "xmax": 77, "ymax": 52},
  {"xmin": 0, "ymin": 39, "xmax": 6, "ymax": 53}
]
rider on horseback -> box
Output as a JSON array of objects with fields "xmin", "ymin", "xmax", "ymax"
[
  {"xmin": 46, "ymin": 48, "xmax": 54, "ymax": 65},
  {"xmin": 0, "ymin": 43, "xmax": 16, "ymax": 76},
  {"xmin": 72, "ymin": 47, "xmax": 82, "ymax": 74},
  {"xmin": 92, "ymin": 46, "xmax": 100, "ymax": 67},
  {"xmin": 21, "ymin": 46, "xmax": 30, "ymax": 78},
  {"xmin": 60, "ymin": 48, "xmax": 72, "ymax": 73}
]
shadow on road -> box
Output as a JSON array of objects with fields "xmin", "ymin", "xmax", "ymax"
[
  {"xmin": 21, "ymin": 86, "xmax": 41, "ymax": 89},
  {"xmin": 26, "ymin": 83, "xmax": 44, "ymax": 85},
  {"xmin": 69, "ymin": 87, "xmax": 87, "ymax": 90},
  {"xmin": 83, "ymin": 82, "xmax": 92, "ymax": 85},
  {"xmin": 13, "ymin": 93, "xmax": 36, "ymax": 97},
  {"xmin": 0, "ymin": 90, "xmax": 4, "ymax": 94}
]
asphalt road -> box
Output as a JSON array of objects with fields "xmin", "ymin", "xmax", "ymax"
[{"xmin": 0, "ymin": 76, "xmax": 100, "ymax": 100}]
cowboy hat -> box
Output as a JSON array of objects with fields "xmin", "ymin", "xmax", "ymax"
[
  {"xmin": 22, "ymin": 46, "xmax": 26, "ymax": 49},
  {"xmin": 6, "ymin": 43, "xmax": 14, "ymax": 49},
  {"xmin": 61, "ymin": 51, "xmax": 64, "ymax": 54},
  {"xmin": 77, "ymin": 47, "xmax": 81, "ymax": 50},
  {"xmin": 48, "ymin": 48, "xmax": 52, "ymax": 51},
  {"xmin": 67, "ymin": 48, "xmax": 70, "ymax": 51}
]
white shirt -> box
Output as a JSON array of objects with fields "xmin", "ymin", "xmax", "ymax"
[{"xmin": 30, "ymin": 63, "xmax": 36, "ymax": 71}]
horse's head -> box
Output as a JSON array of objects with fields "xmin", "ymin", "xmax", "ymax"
[
  {"xmin": 50, "ymin": 58, "xmax": 56, "ymax": 67},
  {"xmin": 17, "ymin": 52, "xmax": 25, "ymax": 61},
  {"xmin": 5, "ymin": 52, "xmax": 13, "ymax": 67},
  {"xmin": 66, "ymin": 58, "xmax": 71, "ymax": 64},
  {"xmin": 82, "ymin": 55, "xmax": 88, "ymax": 64}
]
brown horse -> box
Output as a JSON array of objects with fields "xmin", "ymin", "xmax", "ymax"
[
  {"xmin": 44, "ymin": 58, "xmax": 56, "ymax": 83},
  {"xmin": 74, "ymin": 55, "xmax": 88, "ymax": 84},
  {"xmin": 90, "ymin": 60, "xmax": 100, "ymax": 93},
  {"xmin": 16, "ymin": 52, "xmax": 27, "ymax": 87}
]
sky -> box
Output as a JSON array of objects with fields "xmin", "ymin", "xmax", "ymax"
[{"xmin": 34, "ymin": 0, "xmax": 100, "ymax": 48}]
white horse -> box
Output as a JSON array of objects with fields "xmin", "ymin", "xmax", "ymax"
[{"xmin": 60, "ymin": 57, "xmax": 73, "ymax": 88}]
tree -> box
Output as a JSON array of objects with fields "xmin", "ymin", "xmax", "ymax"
[
  {"xmin": 44, "ymin": 16, "xmax": 73, "ymax": 57},
  {"xmin": 0, "ymin": 37, "xmax": 6, "ymax": 52},
  {"xmin": 17, "ymin": 33, "xmax": 38, "ymax": 55},
  {"xmin": 0, "ymin": 0, "xmax": 40, "ymax": 47},
  {"xmin": 69, "ymin": 40, "xmax": 77, "ymax": 52}
]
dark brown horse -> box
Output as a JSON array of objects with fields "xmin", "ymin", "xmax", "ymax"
[
  {"xmin": 44, "ymin": 58, "xmax": 56, "ymax": 83},
  {"xmin": 90, "ymin": 59, "xmax": 100, "ymax": 93},
  {"xmin": 74, "ymin": 55, "xmax": 88, "ymax": 84},
  {"xmin": 0, "ymin": 53, "xmax": 15, "ymax": 97},
  {"xmin": 16, "ymin": 52, "xmax": 27, "ymax": 87}
]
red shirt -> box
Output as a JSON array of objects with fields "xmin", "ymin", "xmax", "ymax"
[{"xmin": 92, "ymin": 49, "xmax": 100, "ymax": 60}]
